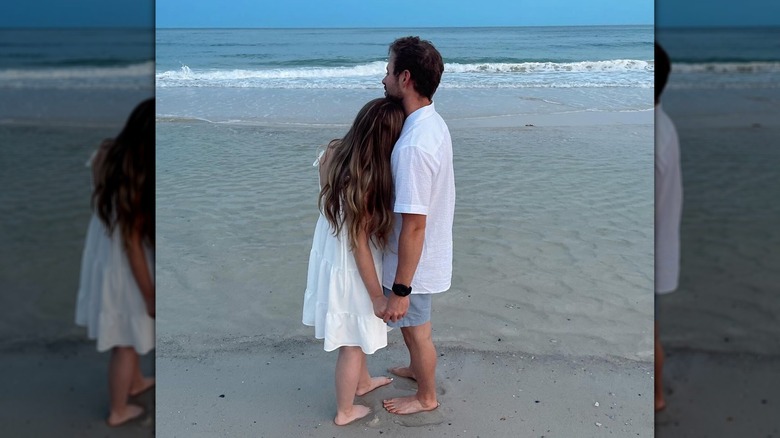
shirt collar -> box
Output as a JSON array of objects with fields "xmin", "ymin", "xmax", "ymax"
[{"xmin": 406, "ymin": 101, "xmax": 435, "ymax": 125}]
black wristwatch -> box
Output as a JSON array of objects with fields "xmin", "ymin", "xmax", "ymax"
[{"xmin": 392, "ymin": 283, "xmax": 413, "ymax": 297}]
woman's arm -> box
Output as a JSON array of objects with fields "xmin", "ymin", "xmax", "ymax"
[
  {"xmin": 126, "ymin": 222, "xmax": 155, "ymax": 318},
  {"xmin": 352, "ymin": 226, "xmax": 387, "ymax": 319}
]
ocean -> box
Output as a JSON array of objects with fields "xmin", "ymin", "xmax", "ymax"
[
  {"xmin": 0, "ymin": 28, "xmax": 154, "ymax": 346},
  {"xmin": 156, "ymin": 26, "xmax": 656, "ymax": 361},
  {"xmin": 156, "ymin": 26, "xmax": 653, "ymax": 123},
  {"xmin": 658, "ymin": 27, "xmax": 780, "ymax": 89},
  {"xmin": 156, "ymin": 27, "xmax": 652, "ymax": 89},
  {"xmin": 656, "ymin": 27, "xmax": 780, "ymax": 355}
]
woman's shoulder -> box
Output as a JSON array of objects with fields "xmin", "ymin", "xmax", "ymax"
[
  {"xmin": 88, "ymin": 139, "xmax": 114, "ymax": 167},
  {"xmin": 315, "ymin": 139, "xmax": 339, "ymax": 167},
  {"xmin": 89, "ymin": 138, "xmax": 114, "ymax": 184}
]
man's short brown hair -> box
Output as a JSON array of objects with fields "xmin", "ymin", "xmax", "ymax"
[{"xmin": 389, "ymin": 36, "xmax": 444, "ymax": 100}]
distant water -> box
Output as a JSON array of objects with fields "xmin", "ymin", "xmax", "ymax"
[
  {"xmin": 156, "ymin": 26, "xmax": 653, "ymax": 126},
  {"xmin": 0, "ymin": 28, "xmax": 153, "ymax": 90},
  {"xmin": 156, "ymin": 27, "xmax": 652, "ymax": 90},
  {"xmin": 0, "ymin": 28, "xmax": 153, "ymax": 346},
  {"xmin": 657, "ymin": 27, "xmax": 780, "ymax": 89},
  {"xmin": 0, "ymin": 28, "xmax": 154, "ymax": 124}
]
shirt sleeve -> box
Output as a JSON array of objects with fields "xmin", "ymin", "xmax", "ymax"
[{"xmin": 393, "ymin": 145, "xmax": 437, "ymax": 215}]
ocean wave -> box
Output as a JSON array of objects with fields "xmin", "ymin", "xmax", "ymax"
[
  {"xmin": 156, "ymin": 61, "xmax": 387, "ymax": 82},
  {"xmin": 0, "ymin": 61, "xmax": 154, "ymax": 89},
  {"xmin": 156, "ymin": 60, "xmax": 653, "ymax": 89},
  {"xmin": 0, "ymin": 61, "xmax": 154, "ymax": 81},
  {"xmin": 158, "ymin": 59, "xmax": 653, "ymax": 80},
  {"xmin": 673, "ymin": 61, "xmax": 780, "ymax": 74},
  {"xmin": 447, "ymin": 59, "xmax": 653, "ymax": 73}
]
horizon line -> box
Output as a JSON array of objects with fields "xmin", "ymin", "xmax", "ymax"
[{"xmin": 154, "ymin": 23, "xmax": 652, "ymax": 30}]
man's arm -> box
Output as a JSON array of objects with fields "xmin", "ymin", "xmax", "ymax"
[{"xmin": 383, "ymin": 213, "xmax": 426, "ymax": 322}]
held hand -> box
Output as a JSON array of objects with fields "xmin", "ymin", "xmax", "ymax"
[
  {"xmin": 371, "ymin": 295, "xmax": 388, "ymax": 319},
  {"xmin": 383, "ymin": 294, "xmax": 410, "ymax": 323}
]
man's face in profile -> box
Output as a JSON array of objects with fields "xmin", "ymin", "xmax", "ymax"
[{"xmin": 382, "ymin": 54, "xmax": 402, "ymax": 100}]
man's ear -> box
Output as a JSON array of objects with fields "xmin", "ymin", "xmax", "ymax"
[{"xmin": 400, "ymin": 70, "xmax": 412, "ymax": 88}]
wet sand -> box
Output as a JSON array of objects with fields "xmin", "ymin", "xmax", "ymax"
[
  {"xmin": 656, "ymin": 88, "xmax": 780, "ymax": 436},
  {"xmin": 158, "ymin": 339, "xmax": 652, "ymax": 437},
  {"xmin": 0, "ymin": 341, "xmax": 155, "ymax": 437}
]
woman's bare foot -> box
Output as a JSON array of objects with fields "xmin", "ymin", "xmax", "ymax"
[
  {"xmin": 388, "ymin": 366, "xmax": 416, "ymax": 380},
  {"xmin": 356, "ymin": 376, "xmax": 393, "ymax": 396},
  {"xmin": 334, "ymin": 404, "xmax": 371, "ymax": 426},
  {"xmin": 107, "ymin": 404, "xmax": 144, "ymax": 427},
  {"xmin": 383, "ymin": 396, "xmax": 439, "ymax": 415},
  {"xmin": 130, "ymin": 376, "xmax": 155, "ymax": 397}
]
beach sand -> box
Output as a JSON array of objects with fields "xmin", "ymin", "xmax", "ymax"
[
  {"xmin": 0, "ymin": 341, "xmax": 155, "ymax": 437},
  {"xmin": 156, "ymin": 87, "xmax": 654, "ymax": 436},
  {"xmin": 655, "ymin": 350, "xmax": 780, "ymax": 437},
  {"xmin": 656, "ymin": 88, "xmax": 780, "ymax": 436},
  {"xmin": 158, "ymin": 339, "xmax": 651, "ymax": 437}
]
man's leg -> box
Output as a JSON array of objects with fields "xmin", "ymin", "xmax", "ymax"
[
  {"xmin": 388, "ymin": 328, "xmax": 417, "ymax": 379},
  {"xmin": 383, "ymin": 321, "xmax": 439, "ymax": 414}
]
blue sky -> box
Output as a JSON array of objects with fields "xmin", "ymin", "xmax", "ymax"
[
  {"xmin": 156, "ymin": 0, "xmax": 652, "ymax": 28},
  {"xmin": 4, "ymin": 0, "xmax": 778, "ymax": 29},
  {"xmin": 657, "ymin": 0, "xmax": 780, "ymax": 27},
  {"xmin": 0, "ymin": 1, "xmax": 153, "ymax": 27}
]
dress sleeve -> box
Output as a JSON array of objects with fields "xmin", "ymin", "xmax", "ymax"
[{"xmin": 313, "ymin": 147, "xmax": 326, "ymax": 167}]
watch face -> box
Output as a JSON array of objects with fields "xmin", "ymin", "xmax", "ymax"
[{"xmin": 393, "ymin": 284, "xmax": 412, "ymax": 296}]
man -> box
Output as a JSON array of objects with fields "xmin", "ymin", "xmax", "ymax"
[
  {"xmin": 379, "ymin": 36, "xmax": 455, "ymax": 415},
  {"xmin": 654, "ymin": 41, "xmax": 683, "ymax": 412}
]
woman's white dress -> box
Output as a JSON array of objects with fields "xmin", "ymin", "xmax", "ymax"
[
  {"xmin": 75, "ymin": 215, "xmax": 155, "ymax": 354},
  {"xmin": 75, "ymin": 152, "xmax": 155, "ymax": 354},
  {"xmin": 302, "ymin": 157, "xmax": 387, "ymax": 354}
]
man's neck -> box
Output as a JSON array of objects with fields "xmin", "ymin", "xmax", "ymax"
[{"xmin": 402, "ymin": 94, "xmax": 432, "ymax": 117}]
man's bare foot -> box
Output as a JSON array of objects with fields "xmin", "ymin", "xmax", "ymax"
[
  {"xmin": 130, "ymin": 377, "xmax": 155, "ymax": 397},
  {"xmin": 334, "ymin": 404, "xmax": 371, "ymax": 426},
  {"xmin": 383, "ymin": 396, "xmax": 439, "ymax": 415},
  {"xmin": 388, "ymin": 366, "xmax": 416, "ymax": 380},
  {"xmin": 356, "ymin": 376, "xmax": 393, "ymax": 396},
  {"xmin": 106, "ymin": 404, "xmax": 144, "ymax": 427}
]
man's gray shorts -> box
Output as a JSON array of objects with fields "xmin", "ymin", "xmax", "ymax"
[{"xmin": 383, "ymin": 287, "xmax": 432, "ymax": 328}]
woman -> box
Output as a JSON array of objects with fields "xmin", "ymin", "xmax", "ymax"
[
  {"xmin": 302, "ymin": 97, "xmax": 405, "ymax": 425},
  {"xmin": 75, "ymin": 98, "xmax": 155, "ymax": 427}
]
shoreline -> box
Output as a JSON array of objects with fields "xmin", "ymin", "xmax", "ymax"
[
  {"xmin": 0, "ymin": 340, "xmax": 155, "ymax": 437},
  {"xmin": 157, "ymin": 337, "xmax": 653, "ymax": 437}
]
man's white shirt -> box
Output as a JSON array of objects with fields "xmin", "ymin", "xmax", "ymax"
[{"xmin": 382, "ymin": 103, "xmax": 455, "ymax": 294}]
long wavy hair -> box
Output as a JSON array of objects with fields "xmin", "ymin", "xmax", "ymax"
[
  {"xmin": 92, "ymin": 98, "xmax": 155, "ymax": 248},
  {"xmin": 319, "ymin": 98, "xmax": 405, "ymax": 250}
]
